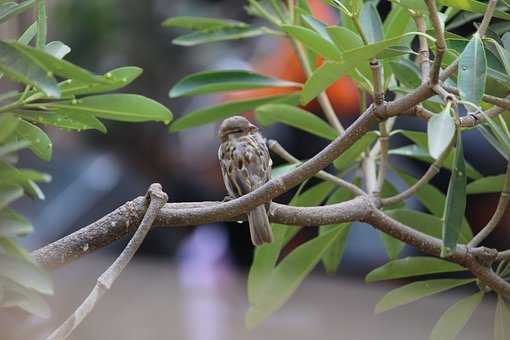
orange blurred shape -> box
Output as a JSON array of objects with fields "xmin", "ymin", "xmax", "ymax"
[{"xmin": 223, "ymin": 0, "xmax": 360, "ymax": 118}]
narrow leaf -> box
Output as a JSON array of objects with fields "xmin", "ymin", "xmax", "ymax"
[
  {"xmin": 427, "ymin": 107, "xmax": 455, "ymax": 159},
  {"xmin": 0, "ymin": 114, "xmax": 20, "ymax": 143},
  {"xmin": 0, "ymin": 254, "xmax": 52, "ymax": 295},
  {"xmin": 429, "ymin": 292, "xmax": 484, "ymax": 340},
  {"xmin": 256, "ymin": 104, "xmax": 338, "ymax": 140},
  {"xmin": 173, "ymin": 27, "xmax": 268, "ymax": 46},
  {"xmin": 44, "ymin": 41, "xmax": 71, "ymax": 59},
  {"xmin": 0, "ymin": 277, "xmax": 50, "ymax": 318},
  {"xmin": 442, "ymin": 133, "xmax": 466, "ymax": 256},
  {"xmin": 366, "ymin": 257, "xmax": 465, "ymax": 283},
  {"xmin": 170, "ymin": 93, "xmax": 299, "ymax": 132},
  {"xmin": 466, "ymin": 175, "xmax": 505, "ymax": 194},
  {"xmin": 333, "ymin": 132, "xmax": 378, "ymax": 170},
  {"xmin": 0, "ymin": 0, "xmax": 35, "ymax": 24},
  {"xmin": 458, "ymin": 33, "xmax": 487, "ymax": 106},
  {"xmin": 360, "ymin": 2, "xmax": 384, "ymax": 43},
  {"xmin": 17, "ymin": 110, "xmax": 107, "ymax": 133},
  {"xmin": 169, "ymin": 70, "xmax": 301, "ymax": 98},
  {"xmin": 281, "ymin": 25, "xmax": 342, "ymax": 60},
  {"xmin": 0, "ymin": 208, "xmax": 33, "ymax": 237},
  {"xmin": 439, "ymin": 0, "xmax": 510, "ymax": 21},
  {"xmin": 375, "ymin": 278, "xmax": 475, "ymax": 313},
  {"xmin": 15, "ymin": 120, "xmax": 52, "ymax": 161},
  {"xmin": 162, "ymin": 16, "xmax": 247, "ymax": 30},
  {"xmin": 0, "ymin": 184, "xmax": 23, "ymax": 209}
]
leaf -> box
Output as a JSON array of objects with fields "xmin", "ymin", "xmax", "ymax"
[
  {"xmin": 0, "ymin": 277, "xmax": 50, "ymax": 318},
  {"xmin": 17, "ymin": 22, "xmax": 37, "ymax": 45},
  {"xmin": 9, "ymin": 42, "xmax": 102, "ymax": 84},
  {"xmin": 301, "ymin": 14, "xmax": 331, "ymax": 42},
  {"xmin": 46, "ymin": 94, "xmax": 172, "ymax": 123},
  {"xmin": 0, "ymin": 237, "xmax": 33, "ymax": 262},
  {"xmin": 301, "ymin": 60, "xmax": 354, "ymax": 104},
  {"xmin": 15, "ymin": 120, "xmax": 52, "ymax": 161},
  {"xmin": 427, "ymin": 107, "xmax": 455, "ymax": 159},
  {"xmin": 392, "ymin": 167, "xmax": 473, "ymax": 241},
  {"xmin": 0, "ymin": 184, "xmax": 23, "ymax": 209},
  {"xmin": 495, "ymin": 296, "xmax": 510, "ymax": 340},
  {"xmin": 439, "ymin": 0, "xmax": 510, "ymax": 21},
  {"xmin": 383, "ymin": 3, "xmax": 413, "ymax": 39},
  {"xmin": 485, "ymin": 38, "xmax": 510, "ymax": 77},
  {"xmin": 172, "ymin": 27, "xmax": 269, "ymax": 46},
  {"xmin": 170, "ymin": 93, "xmax": 299, "ymax": 132},
  {"xmin": 169, "ymin": 70, "xmax": 301, "ymax": 98},
  {"xmin": 0, "ymin": 208, "xmax": 33, "ymax": 237},
  {"xmin": 281, "ymin": 25, "xmax": 342, "ymax": 60},
  {"xmin": 390, "ymin": 0, "xmax": 429, "ymax": 14},
  {"xmin": 429, "ymin": 292, "xmax": 484, "ymax": 340},
  {"xmin": 458, "ymin": 33, "xmax": 487, "ymax": 106},
  {"xmin": 375, "ymin": 278, "xmax": 475, "ymax": 314},
  {"xmin": 256, "ymin": 104, "xmax": 338, "ymax": 140},
  {"xmin": 333, "ymin": 131, "xmax": 378, "ymax": 170},
  {"xmin": 320, "ymin": 185, "xmax": 356, "ymax": 273},
  {"xmin": 17, "ymin": 110, "xmax": 107, "ymax": 133},
  {"xmin": 0, "ymin": 41, "xmax": 59, "ymax": 97},
  {"xmin": 391, "ymin": 59, "xmax": 421, "ymax": 88},
  {"xmin": 379, "ymin": 231, "xmax": 406, "ymax": 260},
  {"xmin": 360, "ymin": 2, "xmax": 384, "ymax": 43},
  {"xmin": 0, "ymin": 254, "xmax": 52, "ymax": 295},
  {"xmin": 0, "ymin": 0, "xmax": 35, "ymax": 24},
  {"xmin": 326, "ymin": 26, "xmax": 364, "ymax": 51},
  {"xmin": 246, "ymin": 226, "xmax": 348, "ymax": 329},
  {"xmin": 0, "ymin": 114, "xmax": 20, "ymax": 143},
  {"xmin": 248, "ymin": 181, "xmax": 334, "ymax": 305},
  {"xmin": 58, "ymin": 66, "xmax": 143, "ymax": 97},
  {"xmin": 161, "ymin": 16, "xmax": 247, "ymax": 30},
  {"xmin": 385, "ymin": 208, "xmax": 445, "ymax": 239},
  {"xmin": 366, "ymin": 257, "xmax": 465, "ymax": 283},
  {"xmin": 442, "ymin": 133, "xmax": 466, "ymax": 257},
  {"xmin": 466, "ymin": 175, "xmax": 505, "ymax": 194},
  {"xmin": 271, "ymin": 164, "xmax": 298, "ymax": 178},
  {"xmin": 44, "ymin": 41, "xmax": 71, "ymax": 59}
]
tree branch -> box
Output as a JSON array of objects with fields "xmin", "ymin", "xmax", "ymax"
[
  {"xmin": 46, "ymin": 183, "xmax": 168, "ymax": 340},
  {"xmin": 424, "ymin": 0, "xmax": 446, "ymax": 85}
]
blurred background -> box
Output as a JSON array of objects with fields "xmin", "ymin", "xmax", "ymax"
[{"xmin": 0, "ymin": 0, "xmax": 507, "ymax": 339}]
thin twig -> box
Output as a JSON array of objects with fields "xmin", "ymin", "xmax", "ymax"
[
  {"xmin": 443, "ymin": 85, "xmax": 510, "ymax": 111},
  {"xmin": 362, "ymin": 151, "xmax": 378, "ymax": 194},
  {"xmin": 425, "ymin": 0, "xmax": 446, "ymax": 85},
  {"xmin": 498, "ymin": 250, "xmax": 510, "ymax": 262},
  {"xmin": 376, "ymin": 122, "xmax": 389, "ymax": 193},
  {"xmin": 292, "ymin": 41, "xmax": 345, "ymax": 134},
  {"xmin": 414, "ymin": 16, "xmax": 430, "ymax": 83},
  {"xmin": 267, "ymin": 139, "xmax": 366, "ymax": 196},
  {"xmin": 46, "ymin": 183, "xmax": 168, "ymax": 340},
  {"xmin": 477, "ymin": 0, "xmax": 498, "ymax": 37},
  {"xmin": 468, "ymin": 162, "xmax": 510, "ymax": 247}
]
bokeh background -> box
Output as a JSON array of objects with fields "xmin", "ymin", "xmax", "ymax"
[{"xmin": 0, "ymin": 0, "xmax": 507, "ymax": 339}]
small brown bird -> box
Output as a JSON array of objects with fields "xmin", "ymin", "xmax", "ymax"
[{"xmin": 218, "ymin": 115, "xmax": 273, "ymax": 246}]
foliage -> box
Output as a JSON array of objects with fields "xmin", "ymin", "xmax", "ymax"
[
  {"xmin": 0, "ymin": 0, "xmax": 171, "ymax": 317},
  {"xmin": 163, "ymin": 0, "xmax": 510, "ymax": 339}
]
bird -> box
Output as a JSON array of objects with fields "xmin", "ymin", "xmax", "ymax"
[{"xmin": 218, "ymin": 115, "xmax": 273, "ymax": 246}]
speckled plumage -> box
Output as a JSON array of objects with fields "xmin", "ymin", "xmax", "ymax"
[{"xmin": 218, "ymin": 116, "xmax": 273, "ymax": 246}]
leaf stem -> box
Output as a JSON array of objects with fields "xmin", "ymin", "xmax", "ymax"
[{"xmin": 35, "ymin": 0, "xmax": 47, "ymax": 49}]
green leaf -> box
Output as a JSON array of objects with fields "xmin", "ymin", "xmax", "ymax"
[
  {"xmin": 379, "ymin": 230, "xmax": 406, "ymax": 260},
  {"xmin": 360, "ymin": 2, "xmax": 384, "ymax": 43},
  {"xmin": 256, "ymin": 104, "xmax": 338, "ymax": 140},
  {"xmin": 390, "ymin": 0, "xmax": 429, "ymax": 14},
  {"xmin": 0, "ymin": 254, "xmax": 52, "ymax": 295},
  {"xmin": 172, "ymin": 27, "xmax": 269, "ymax": 46},
  {"xmin": 15, "ymin": 120, "xmax": 52, "ymax": 161},
  {"xmin": 0, "ymin": 41, "xmax": 59, "ymax": 97},
  {"xmin": 246, "ymin": 226, "xmax": 348, "ymax": 329},
  {"xmin": 427, "ymin": 107, "xmax": 455, "ymax": 159},
  {"xmin": 320, "ymin": 185, "xmax": 356, "ymax": 273},
  {"xmin": 366, "ymin": 257, "xmax": 465, "ymax": 283},
  {"xmin": 430, "ymin": 292, "xmax": 484, "ymax": 340},
  {"xmin": 57, "ymin": 66, "xmax": 143, "ymax": 97},
  {"xmin": 162, "ymin": 16, "xmax": 247, "ymax": 30},
  {"xmin": 333, "ymin": 131, "xmax": 378, "ymax": 170},
  {"xmin": 392, "ymin": 130, "xmax": 482, "ymax": 179},
  {"xmin": 383, "ymin": 3, "xmax": 413, "ymax": 40},
  {"xmin": 385, "ymin": 208, "xmax": 445, "ymax": 239},
  {"xmin": 0, "ymin": 237, "xmax": 33, "ymax": 262},
  {"xmin": 271, "ymin": 164, "xmax": 298, "ymax": 178},
  {"xmin": 170, "ymin": 93, "xmax": 299, "ymax": 132},
  {"xmin": 46, "ymin": 94, "xmax": 172, "ymax": 123},
  {"xmin": 248, "ymin": 181, "xmax": 334, "ymax": 305},
  {"xmin": 458, "ymin": 33, "xmax": 487, "ymax": 106},
  {"xmin": 282, "ymin": 25, "xmax": 342, "ymax": 60},
  {"xmin": 391, "ymin": 59, "xmax": 421, "ymax": 88},
  {"xmin": 169, "ymin": 70, "xmax": 301, "ymax": 98},
  {"xmin": 0, "ymin": 184, "xmax": 23, "ymax": 209},
  {"xmin": 466, "ymin": 175, "xmax": 505, "ymax": 194},
  {"xmin": 0, "ymin": 114, "xmax": 20, "ymax": 142},
  {"xmin": 442, "ymin": 133, "xmax": 466, "ymax": 257},
  {"xmin": 9, "ymin": 42, "xmax": 102, "ymax": 84},
  {"xmin": 375, "ymin": 278, "xmax": 475, "ymax": 313},
  {"xmin": 301, "ymin": 60, "xmax": 353, "ymax": 104},
  {"xmin": 495, "ymin": 296, "xmax": 510, "ymax": 340},
  {"xmin": 44, "ymin": 41, "xmax": 71, "ymax": 59},
  {"xmin": 301, "ymin": 14, "xmax": 332, "ymax": 42},
  {"xmin": 485, "ymin": 38, "xmax": 510, "ymax": 77},
  {"xmin": 392, "ymin": 167, "xmax": 473, "ymax": 241},
  {"xmin": 0, "ymin": 0, "xmax": 35, "ymax": 24},
  {"xmin": 0, "ymin": 208, "xmax": 33, "ymax": 237},
  {"xmin": 24, "ymin": 180, "xmax": 44, "ymax": 200},
  {"xmin": 17, "ymin": 22, "xmax": 37, "ymax": 45},
  {"xmin": 326, "ymin": 26, "xmax": 364, "ymax": 51},
  {"xmin": 17, "ymin": 110, "xmax": 107, "ymax": 133},
  {"xmin": 439, "ymin": 0, "xmax": 510, "ymax": 21},
  {"xmin": 0, "ymin": 277, "xmax": 51, "ymax": 318}
]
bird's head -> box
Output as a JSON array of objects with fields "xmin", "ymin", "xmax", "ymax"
[{"xmin": 218, "ymin": 116, "xmax": 258, "ymax": 142}]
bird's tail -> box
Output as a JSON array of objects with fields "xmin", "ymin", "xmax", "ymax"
[{"xmin": 248, "ymin": 205, "xmax": 273, "ymax": 246}]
